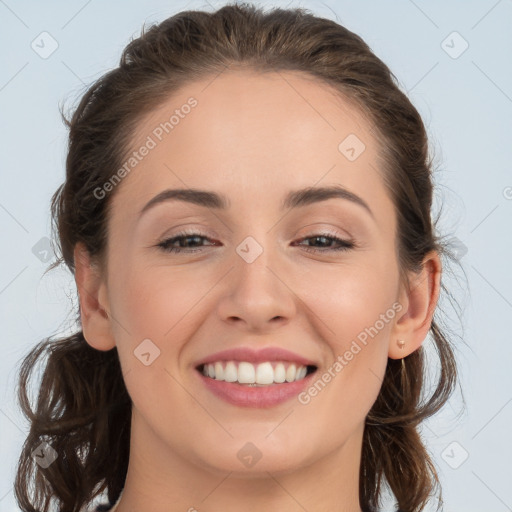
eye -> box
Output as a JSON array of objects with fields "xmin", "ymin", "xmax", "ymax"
[
  {"xmin": 156, "ymin": 231, "xmax": 217, "ymax": 254},
  {"xmin": 156, "ymin": 231, "xmax": 355, "ymax": 254},
  {"xmin": 294, "ymin": 232, "xmax": 355, "ymax": 253}
]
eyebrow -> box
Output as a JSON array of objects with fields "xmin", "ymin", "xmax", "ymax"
[{"xmin": 138, "ymin": 185, "xmax": 374, "ymax": 219}]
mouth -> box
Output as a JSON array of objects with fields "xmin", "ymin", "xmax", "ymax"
[
  {"xmin": 195, "ymin": 361, "xmax": 318, "ymax": 408},
  {"xmin": 196, "ymin": 361, "xmax": 318, "ymax": 386}
]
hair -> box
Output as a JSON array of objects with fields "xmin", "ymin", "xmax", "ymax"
[{"xmin": 14, "ymin": 3, "xmax": 462, "ymax": 512}]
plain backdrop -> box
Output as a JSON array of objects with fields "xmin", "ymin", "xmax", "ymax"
[{"xmin": 1, "ymin": 1, "xmax": 511, "ymax": 511}]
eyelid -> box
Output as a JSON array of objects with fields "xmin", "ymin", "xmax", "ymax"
[{"xmin": 155, "ymin": 228, "xmax": 357, "ymax": 254}]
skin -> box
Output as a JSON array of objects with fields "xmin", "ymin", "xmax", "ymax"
[{"xmin": 74, "ymin": 68, "xmax": 441, "ymax": 512}]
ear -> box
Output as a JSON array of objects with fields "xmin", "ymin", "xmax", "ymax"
[
  {"xmin": 74, "ymin": 242, "xmax": 116, "ymax": 351},
  {"xmin": 389, "ymin": 250, "xmax": 441, "ymax": 359}
]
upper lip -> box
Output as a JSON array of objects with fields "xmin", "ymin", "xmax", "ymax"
[{"xmin": 195, "ymin": 346, "xmax": 318, "ymax": 368}]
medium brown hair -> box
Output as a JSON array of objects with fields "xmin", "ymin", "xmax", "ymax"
[{"xmin": 14, "ymin": 3, "xmax": 460, "ymax": 511}]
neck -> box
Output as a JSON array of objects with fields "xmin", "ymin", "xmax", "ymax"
[{"xmin": 115, "ymin": 410, "xmax": 365, "ymax": 512}]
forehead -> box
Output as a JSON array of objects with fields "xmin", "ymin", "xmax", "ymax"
[
  {"xmin": 110, "ymin": 69, "xmax": 388, "ymax": 221},
  {"xmin": 132, "ymin": 68, "xmax": 374, "ymax": 153}
]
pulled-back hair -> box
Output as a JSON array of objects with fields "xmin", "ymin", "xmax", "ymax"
[{"xmin": 14, "ymin": 3, "xmax": 460, "ymax": 511}]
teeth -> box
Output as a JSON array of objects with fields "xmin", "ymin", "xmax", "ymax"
[
  {"xmin": 255, "ymin": 362, "xmax": 274, "ymax": 385},
  {"xmin": 238, "ymin": 362, "xmax": 255, "ymax": 384},
  {"xmin": 224, "ymin": 361, "xmax": 237, "ymax": 382},
  {"xmin": 214, "ymin": 362, "xmax": 224, "ymax": 380},
  {"xmin": 274, "ymin": 363, "xmax": 286, "ymax": 383},
  {"xmin": 286, "ymin": 363, "xmax": 296, "ymax": 382},
  {"xmin": 201, "ymin": 361, "xmax": 311, "ymax": 385}
]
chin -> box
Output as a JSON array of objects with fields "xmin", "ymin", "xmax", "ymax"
[{"xmin": 191, "ymin": 437, "xmax": 317, "ymax": 477}]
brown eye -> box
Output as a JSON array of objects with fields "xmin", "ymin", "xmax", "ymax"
[
  {"xmin": 295, "ymin": 233, "xmax": 355, "ymax": 253},
  {"xmin": 157, "ymin": 231, "xmax": 216, "ymax": 254}
]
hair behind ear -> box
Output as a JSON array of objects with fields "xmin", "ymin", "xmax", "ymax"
[
  {"xmin": 362, "ymin": 317, "xmax": 458, "ymax": 511},
  {"xmin": 14, "ymin": 333, "xmax": 131, "ymax": 511}
]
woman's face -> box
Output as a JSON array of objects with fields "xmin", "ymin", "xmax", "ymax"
[{"xmin": 94, "ymin": 69, "xmax": 407, "ymax": 476}]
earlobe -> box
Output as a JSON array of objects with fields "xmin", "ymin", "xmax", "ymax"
[
  {"xmin": 388, "ymin": 250, "xmax": 441, "ymax": 359},
  {"xmin": 73, "ymin": 242, "xmax": 116, "ymax": 351}
]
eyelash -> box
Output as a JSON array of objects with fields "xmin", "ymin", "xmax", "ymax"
[{"xmin": 156, "ymin": 230, "xmax": 355, "ymax": 254}]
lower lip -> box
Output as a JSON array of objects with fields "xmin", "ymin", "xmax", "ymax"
[{"xmin": 196, "ymin": 369, "xmax": 317, "ymax": 408}]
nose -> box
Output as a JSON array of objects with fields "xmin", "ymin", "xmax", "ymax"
[{"xmin": 215, "ymin": 244, "xmax": 297, "ymax": 333}]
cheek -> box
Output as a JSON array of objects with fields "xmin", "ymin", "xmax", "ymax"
[
  {"xmin": 107, "ymin": 265, "xmax": 203, "ymax": 410},
  {"xmin": 296, "ymin": 258, "xmax": 399, "ymax": 399},
  {"xmin": 110, "ymin": 261, "xmax": 203, "ymax": 339},
  {"xmin": 300, "ymin": 257, "xmax": 399, "ymax": 342}
]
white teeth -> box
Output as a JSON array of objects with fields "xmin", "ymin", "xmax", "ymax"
[
  {"xmin": 274, "ymin": 363, "xmax": 286, "ymax": 383},
  {"xmin": 238, "ymin": 362, "xmax": 255, "ymax": 384},
  {"xmin": 214, "ymin": 362, "xmax": 224, "ymax": 380},
  {"xmin": 224, "ymin": 361, "xmax": 238, "ymax": 382},
  {"xmin": 285, "ymin": 363, "xmax": 296, "ymax": 382},
  {"xmin": 255, "ymin": 362, "xmax": 274, "ymax": 385},
  {"xmin": 201, "ymin": 361, "xmax": 311, "ymax": 385}
]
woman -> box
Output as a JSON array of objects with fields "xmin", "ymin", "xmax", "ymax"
[{"xmin": 14, "ymin": 3, "xmax": 459, "ymax": 511}]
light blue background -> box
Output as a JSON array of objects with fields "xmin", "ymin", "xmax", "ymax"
[{"xmin": 1, "ymin": 1, "xmax": 511, "ymax": 511}]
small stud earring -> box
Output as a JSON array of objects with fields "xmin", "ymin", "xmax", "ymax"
[{"xmin": 397, "ymin": 339, "xmax": 406, "ymax": 349}]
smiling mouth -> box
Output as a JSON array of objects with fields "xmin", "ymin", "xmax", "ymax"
[{"xmin": 196, "ymin": 361, "xmax": 318, "ymax": 386}]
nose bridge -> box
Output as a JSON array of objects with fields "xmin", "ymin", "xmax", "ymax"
[{"xmin": 217, "ymin": 232, "xmax": 295, "ymax": 329}]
